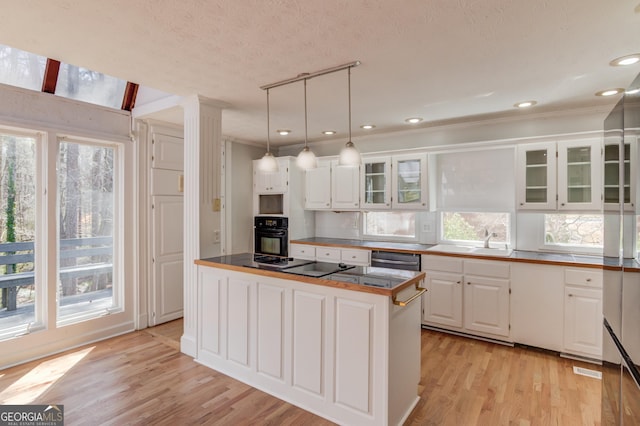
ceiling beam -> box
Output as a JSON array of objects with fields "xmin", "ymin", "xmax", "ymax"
[
  {"xmin": 41, "ymin": 59, "xmax": 60, "ymax": 94},
  {"xmin": 121, "ymin": 82, "xmax": 139, "ymax": 111}
]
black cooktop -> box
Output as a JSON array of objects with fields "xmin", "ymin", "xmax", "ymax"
[
  {"xmin": 281, "ymin": 262, "xmax": 355, "ymax": 278},
  {"xmin": 249, "ymin": 255, "xmax": 315, "ymax": 270}
]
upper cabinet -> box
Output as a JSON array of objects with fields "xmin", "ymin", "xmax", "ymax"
[
  {"xmin": 361, "ymin": 154, "xmax": 428, "ymax": 210},
  {"xmin": 557, "ymin": 139, "xmax": 602, "ymax": 211},
  {"xmin": 361, "ymin": 157, "xmax": 392, "ymax": 209},
  {"xmin": 604, "ymin": 135, "xmax": 636, "ymax": 211},
  {"xmin": 392, "ymin": 154, "xmax": 429, "ymax": 210},
  {"xmin": 304, "ymin": 160, "xmax": 360, "ymax": 210},
  {"xmin": 253, "ymin": 158, "xmax": 289, "ymax": 193},
  {"xmin": 516, "ymin": 142, "xmax": 557, "ymax": 210},
  {"xmin": 516, "ymin": 138, "xmax": 602, "ymax": 211}
]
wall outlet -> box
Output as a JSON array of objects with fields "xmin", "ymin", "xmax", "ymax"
[
  {"xmin": 422, "ymin": 223, "xmax": 432, "ymax": 232},
  {"xmin": 213, "ymin": 230, "xmax": 220, "ymax": 243},
  {"xmin": 213, "ymin": 198, "xmax": 221, "ymax": 212}
]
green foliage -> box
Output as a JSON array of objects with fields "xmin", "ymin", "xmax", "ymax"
[{"xmin": 443, "ymin": 212, "xmax": 477, "ymax": 241}]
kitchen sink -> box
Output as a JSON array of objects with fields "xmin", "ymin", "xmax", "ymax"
[
  {"xmin": 428, "ymin": 244, "xmax": 513, "ymax": 257},
  {"xmin": 427, "ymin": 244, "xmax": 475, "ymax": 254},
  {"xmin": 470, "ymin": 247, "xmax": 513, "ymax": 257}
]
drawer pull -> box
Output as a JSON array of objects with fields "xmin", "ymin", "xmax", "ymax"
[{"xmin": 586, "ymin": 278, "xmax": 592, "ymax": 282}]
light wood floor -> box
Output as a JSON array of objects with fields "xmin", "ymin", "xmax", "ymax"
[{"xmin": 0, "ymin": 320, "xmax": 602, "ymax": 425}]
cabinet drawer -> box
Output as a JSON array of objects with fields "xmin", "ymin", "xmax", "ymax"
[
  {"xmin": 316, "ymin": 247, "xmax": 341, "ymax": 262},
  {"xmin": 290, "ymin": 244, "xmax": 316, "ymax": 260},
  {"xmin": 422, "ymin": 255, "xmax": 463, "ymax": 273},
  {"xmin": 565, "ymin": 268, "xmax": 602, "ymax": 288},
  {"xmin": 341, "ymin": 249, "xmax": 370, "ymax": 266},
  {"xmin": 464, "ymin": 260, "xmax": 510, "ymax": 279}
]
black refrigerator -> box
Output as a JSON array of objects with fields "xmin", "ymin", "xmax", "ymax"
[{"xmin": 601, "ymin": 72, "xmax": 640, "ymax": 425}]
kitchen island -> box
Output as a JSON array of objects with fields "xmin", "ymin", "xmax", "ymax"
[{"xmin": 195, "ymin": 254, "xmax": 426, "ymax": 426}]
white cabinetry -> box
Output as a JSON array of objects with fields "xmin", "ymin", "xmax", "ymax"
[
  {"xmin": 422, "ymin": 255, "xmax": 511, "ymax": 340},
  {"xmin": 463, "ymin": 260, "xmax": 510, "ymax": 337},
  {"xmin": 563, "ymin": 267, "xmax": 602, "ymax": 358},
  {"xmin": 392, "ymin": 154, "xmax": 429, "ymax": 209},
  {"xmin": 604, "ymin": 135, "xmax": 636, "ymax": 211},
  {"xmin": 362, "ymin": 157, "xmax": 392, "ymax": 209},
  {"xmin": 304, "ymin": 161, "xmax": 360, "ymax": 210},
  {"xmin": 361, "ymin": 154, "xmax": 429, "ymax": 210},
  {"xmin": 557, "ymin": 139, "xmax": 602, "ymax": 211},
  {"xmin": 290, "ymin": 243, "xmax": 370, "ymax": 266},
  {"xmin": 516, "ymin": 142, "xmax": 557, "ymax": 210},
  {"xmin": 253, "ymin": 157, "xmax": 289, "ymax": 193},
  {"xmin": 331, "ymin": 163, "xmax": 360, "ymax": 209},
  {"xmin": 511, "ymin": 263, "xmax": 564, "ymax": 352},
  {"xmin": 516, "ymin": 138, "xmax": 602, "ymax": 211},
  {"xmin": 304, "ymin": 161, "xmax": 331, "ymax": 209},
  {"xmin": 197, "ymin": 265, "xmax": 422, "ymax": 426}
]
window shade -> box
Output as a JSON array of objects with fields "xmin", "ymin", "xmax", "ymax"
[{"xmin": 436, "ymin": 147, "xmax": 515, "ymax": 211}]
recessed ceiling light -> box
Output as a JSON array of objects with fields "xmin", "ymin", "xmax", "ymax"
[
  {"xmin": 514, "ymin": 100, "xmax": 537, "ymax": 108},
  {"xmin": 595, "ymin": 89, "xmax": 624, "ymax": 97},
  {"xmin": 609, "ymin": 54, "xmax": 640, "ymax": 66},
  {"xmin": 405, "ymin": 117, "xmax": 423, "ymax": 124},
  {"xmin": 277, "ymin": 129, "xmax": 291, "ymax": 135},
  {"xmin": 322, "ymin": 130, "xmax": 336, "ymax": 135},
  {"xmin": 360, "ymin": 124, "xmax": 376, "ymax": 130},
  {"xmin": 626, "ymin": 88, "xmax": 640, "ymax": 95}
]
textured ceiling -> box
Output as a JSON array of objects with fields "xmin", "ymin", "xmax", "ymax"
[{"xmin": 1, "ymin": 0, "xmax": 639, "ymax": 146}]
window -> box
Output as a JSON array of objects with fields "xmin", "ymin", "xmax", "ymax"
[
  {"xmin": 441, "ymin": 212, "xmax": 510, "ymax": 246},
  {"xmin": 0, "ymin": 130, "xmax": 124, "ymax": 339},
  {"xmin": 57, "ymin": 140, "xmax": 118, "ymax": 324},
  {"xmin": 363, "ymin": 212, "xmax": 416, "ymax": 240},
  {"xmin": 0, "ymin": 44, "xmax": 46, "ymax": 91},
  {"xmin": 56, "ymin": 64, "xmax": 127, "ymax": 109},
  {"xmin": 0, "ymin": 133, "xmax": 38, "ymax": 335},
  {"xmin": 544, "ymin": 214, "xmax": 603, "ymax": 250}
]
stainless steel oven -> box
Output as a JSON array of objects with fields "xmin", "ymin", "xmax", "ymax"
[{"xmin": 254, "ymin": 216, "xmax": 288, "ymax": 257}]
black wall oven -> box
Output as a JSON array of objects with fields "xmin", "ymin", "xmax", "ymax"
[{"xmin": 254, "ymin": 216, "xmax": 288, "ymax": 257}]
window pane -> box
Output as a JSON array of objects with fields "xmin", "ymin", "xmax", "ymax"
[
  {"xmin": 58, "ymin": 141, "xmax": 116, "ymax": 322},
  {"xmin": 56, "ymin": 63, "xmax": 126, "ymax": 109},
  {"xmin": 363, "ymin": 212, "xmax": 416, "ymax": 239},
  {"xmin": 0, "ymin": 134, "xmax": 37, "ymax": 336},
  {"xmin": 0, "ymin": 44, "xmax": 46, "ymax": 91},
  {"xmin": 544, "ymin": 214, "xmax": 603, "ymax": 247},
  {"xmin": 442, "ymin": 212, "xmax": 510, "ymax": 244}
]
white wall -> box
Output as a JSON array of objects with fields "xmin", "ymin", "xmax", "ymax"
[{"xmin": 227, "ymin": 141, "xmax": 265, "ymax": 254}]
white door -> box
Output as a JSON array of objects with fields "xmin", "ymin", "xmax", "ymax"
[
  {"xmin": 557, "ymin": 138, "xmax": 602, "ymax": 211},
  {"xmin": 149, "ymin": 130, "xmax": 184, "ymax": 326},
  {"xmin": 563, "ymin": 286, "xmax": 602, "ymax": 357},
  {"xmin": 464, "ymin": 275, "xmax": 510, "ymax": 337},
  {"xmin": 305, "ymin": 165, "xmax": 331, "ymax": 209},
  {"xmin": 332, "ymin": 163, "xmax": 360, "ymax": 209},
  {"xmin": 151, "ymin": 195, "xmax": 184, "ymax": 325},
  {"xmin": 422, "ymin": 271, "xmax": 463, "ymax": 328}
]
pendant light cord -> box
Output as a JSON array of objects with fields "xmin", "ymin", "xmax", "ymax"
[
  {"xmin": 266, "ymin": 88, "xmax": 271, "ymax": 154},
  {"xmin": 304, "ymin": 79, "xmax": 308, "ymax": 148},
  {"xmin": 348, "ymin": 66, "xmax": 352, "ymax": 142}
]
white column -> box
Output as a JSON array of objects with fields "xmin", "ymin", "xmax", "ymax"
[{"xmin": 181, "ymin": 95, "xmax": 226, "ymax": 357}]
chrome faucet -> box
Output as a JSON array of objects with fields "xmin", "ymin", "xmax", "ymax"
[{"xmin": 483, "ymin": 228, "xmax": 497, "ymax": 248}]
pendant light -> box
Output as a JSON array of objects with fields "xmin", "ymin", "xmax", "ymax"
[
  {"xmin": 296, "ymin": 78, "xmax": 317, "ymax": 170},
  {"xmin": 258, "ymin": 88, "xmax": 279, "ymax": 172},
  {"xmin": 338, "ymin": 66, "xmax": 361, "ymax": 166}
]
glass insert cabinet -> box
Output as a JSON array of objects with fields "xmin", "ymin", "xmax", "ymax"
[
  {"xmin": 361, "ymin": 154, "xmax": 428, "ymax": 210},
  {"xmin": 517, "ymin": 138, "xmax": 602, "ymax": 211}
]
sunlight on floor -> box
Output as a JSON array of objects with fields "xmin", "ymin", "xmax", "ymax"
[{"xmin": 0, "ymin": 346, "xmax": 94, "ymax": 404}]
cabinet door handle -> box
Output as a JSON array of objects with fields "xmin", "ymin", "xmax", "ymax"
[
  {"xmin": 586, "ymin": 278, "xmax": 592, "ymax": 282},
  {"xmin": 561, "ymin": 203, "xmax": 565, "ymax": 206},
  {"xmin": 520, "ymin": 202, "xmax": 524, "ymax": 206},
  {"xmin": 467, "ymin": 282, "xmax": 471, "ymax": 285},
  {"xmin": 456, "ymin": 281, "xmax": 461, "ymax": 284},
  {"xmin": 568, "ymin": 294, "xmax": 574, "ymax": 297}
]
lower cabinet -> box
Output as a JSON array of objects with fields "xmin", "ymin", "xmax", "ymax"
[
  {"xmin": 197, "ymin": 265, "xmax": 421, "ymax": 426},
  {"xmin": 422, "ymin": 255, "xmax": 511, "ymax": 340},
  {"xmin": 563, "ymin": 268, "xmax": 603, "ymax": 358},
  {"xmin": 511, "ymin": 263, "xmax": 602, "ymax": 359},
  {"xmin": 290, "ymin": 243, "xmax": 370, "ymax": 266}
]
